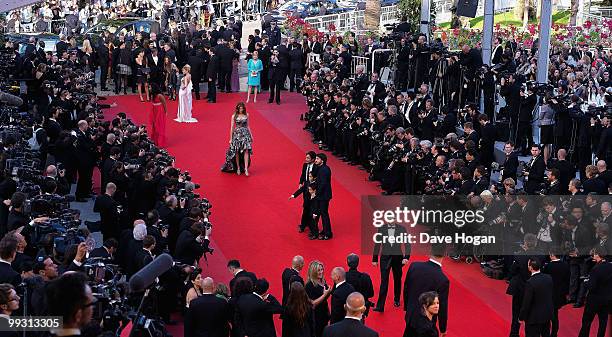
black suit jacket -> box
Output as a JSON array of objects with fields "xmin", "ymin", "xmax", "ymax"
[
  {"xmin": 330, "ymin": 282, "xmax": 355, "ymax": 324},
  {"xmin": 585, "ymin": 261, "xmax": 612, "ymax": 306},
  {"xmin": 322, "ymin": 318, "xmax": 379, "ymax": 337},
  {"xmin": 403, "ymin": 261, "xmax": 449, "ymax": 333},
  {"xmin": 236, "ymin": 293, "xmax": 283, "ymax": 337},
  {"xmin": 0, "ymin": 262, "xmax": 21, "ymax": 287},
  {"xmin": 281, "ymin": 268, "xmax": 304, "ymax": 305},
  {"xmin": 215, "ymin": 44, "xmax": 235, "ymax": 71},
  {"xmin": 89, "ymin": 247, "xmax": 112, "ymax": 260},
  {"xmin": 507, "ymin": 249, "xmax": 545, "ymax": 296},
  {"xmin": 185, "ymin": 294, "xmax": 231, "ymax": 337},
  {"xmin": 372, "ymin": 224, "xmax": 411, "ymax": 266},
  {"xmin": 206, "ymin": 54, "xmax": 219, "ymax": 80},
  {"xmin": 174, "ymin": 230, "xmax": 208, "ymax": 266},
  {"xmin": 501, "ymin": 152, "xmax": 519, "ymax": 182},
  {"xmin": 542, "ymin": 260, "xmax": 570, "ymax": 308},
  {"xmin": 519, "ymin": 272, "xmax": 554, "ymax": 324},
  {"xmin": 316, "ymin": 164, "xmax": 332, "ymax": 201}
]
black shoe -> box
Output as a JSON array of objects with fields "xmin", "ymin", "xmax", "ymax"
[
  {"xmin": 382, "ymin": 191, "xmax": 392, "ymax": 195},
  {"xmin": 276, "ymin": 101, "xmax": 281, "ymax": 105},
  {"xmin": 308, "ymin": 234, "xmax": 318, "ymax": 240},
  {"xmin": 268, "ymin": 100, "xmax": 273, "ymax": 103},
  {"xmin": 394, "ymin": 300, "xmax": 400, "ymax": 307},
  {"xmin": 372, "ymin": 307, "xmax": 384, "ymax": 313},
  {"xmin": 298, "ymin": 226, "xmax": 305, "ymax": 233}
]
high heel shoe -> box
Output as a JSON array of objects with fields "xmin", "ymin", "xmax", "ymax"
[
  {"xmin": 237, "ymin": 169, "xmax": 242, "ymax": 175},
  {"xmin": 244, "ymin": 170, "xmax": 249, "ymax": 177}
]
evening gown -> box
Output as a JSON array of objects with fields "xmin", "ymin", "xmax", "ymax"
[
  {"xmin": 305, "ymin": 282, "xmax": 330, "ymax": 337},
  {"xmin": 150, "ymin": 95, "xmax": 166, "ymax": 147},
  {"xmin": 175, "ymin": 76, "xmax": 197, "ymax": 123},
  {"xmin": 221, "ymin": 114, "xmax": 253, "ymax": 172}
]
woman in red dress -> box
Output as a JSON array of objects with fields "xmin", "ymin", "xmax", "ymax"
[{"xmin": 150, "ymin": 84, "xmax": 167, "ymax": 147}]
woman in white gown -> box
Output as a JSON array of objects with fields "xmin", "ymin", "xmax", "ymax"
[{"xmin": 175, "ymin": 64, "xmax": 198, "ymax": 123}]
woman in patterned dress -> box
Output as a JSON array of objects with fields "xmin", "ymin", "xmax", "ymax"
[{"xmin": 221, "ymin": 102, "xmax": 253, "ymax": 176}]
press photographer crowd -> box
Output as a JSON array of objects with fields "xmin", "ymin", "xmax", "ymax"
[{"xmin": 0, "ymin": 0, "xmax": 610, "ymax": 336}]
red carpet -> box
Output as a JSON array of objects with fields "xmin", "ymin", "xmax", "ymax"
[{"xmin": 106, "ymin": 92, "xmax": 604, "ymax": 337}]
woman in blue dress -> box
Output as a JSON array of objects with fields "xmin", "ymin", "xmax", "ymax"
[{"xmin": 246, "ymin": 50, "xmax": 263, "ymax": 103}]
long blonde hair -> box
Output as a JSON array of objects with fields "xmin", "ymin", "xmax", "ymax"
[
  {"xmin": 307, "ymin": 260, "xmax": 324, "ymax": 284},
  {"xmin": 81, "ymin": 39, "xmax": 93, "ymax": 54}
]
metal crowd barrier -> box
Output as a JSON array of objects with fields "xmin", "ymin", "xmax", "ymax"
[
  {"xmin": 350, "ymin": 56, "xmax": 369, "ymax": 78},
  {"xmin": 371, "ymin": 48, "xmax": 395, "ymax": 85},
  {"xmin": 305, "ymin": 4, "xmax": 399, "ymax": 33},
  {"xmin": 307, "ymin": 52, "xmax": 321, "ymax": 68}
]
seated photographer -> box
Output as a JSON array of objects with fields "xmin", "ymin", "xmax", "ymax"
[
  {"xmin": 45, "ymin": 165, "xmax": 70, "ymax": 196},
  {"xmin": 7, "ymin": 192, "xmax": 49, "ymax": 232},
  {"xmin": 135, "ymin": 235, "xmax": 156, "ymax": 273},
  {"xmin": 89, "ymin": 238, "xmax": 118, "ymax": 261},
  {"xmin": 9, "ymin": 231, "xmax": 32, "ymax": 274},
  {"xmin": 45, "ymin": 272, "xmax": 95, "ymax": 337}
]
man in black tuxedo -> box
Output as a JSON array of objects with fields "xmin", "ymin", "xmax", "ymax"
[
  {"xmin": 365, "ymin": 73, "xmax": 386, "ymax": 108},
  {"xmin": 228, "ymin": 259, "xmax": 258, "ymax": 294},
  {"xmin": 281, "ymin": 255, "xmax": 304, "ymax": 306},
  {"xmin": 276, "ymin": 39, "xmax": 290, "ymax": 90},
  {"xmin": 372, "ymin": 223, "xmax": 411, "ymax": 312},
  {"xmin": 499, "ymin": 141, "xmax": 519, "ymax": 182},
  {"xmin": 89, "ymin": 238, "xmax": 118, "ymax": 261},
  {"xmin": 524, "ymin": 145, "xmax": 546, "ymax": 195},
  {"xmin": 346, "ymin": 254, "xmax": 374, "ymax": 320},
  {"xmin": 75, "ymin": 120, "xmax": 97, "ymax": 201},
  {"xmin": 0, "ymin": 235, "xmax": 21, "ymax": 287},
  {"xmin": 185, "ymin": 277, "xmax": 231, "ymax": 337},
  {"xmin": 547, "ymin": 149, "xmax": 574, "ymax": 195},
  {"xmin": 519, "ymin": 259, "xmax": 554, "ymax": 337},
  {"xmin": 330, "ymin": 267, "xmax": 356, "ymax": 324},
  {"xmin": 134, "ymin": 235, "xmax": 155, "ymax": 273},
  {"xmin": 93, "ymin": 182, "xmax": 121, "ymax": 241},
  {"xmin": 477, "ymin": 114, "xmax": 497, "ymax": 169},
  {"xmin": 236, "ymin": 278, "xmax": 283, "ymax": 337},
  {"xmin": 314, "ymin": 153, "xmax": 333, "ymax": 240},
  {"xmin": 507, "ymin": 234, "xmax": 545, "ymax": 337},
  {"xmin": 206, "ymin": 46, "xmax": 218, "ymax": 103},
  {"xmin": 288, "ymin": 41, "xmax": 303, "ymax": 92},
  {"xmin": 577, "ymin": 247, "xmax": 611, "ymax": 337},
  {"xmin": 322, "ymin": 292, "xmax": 379, "ymax": 337},
  {"xmin": 402, "ymin": 245, "xmax": 449, "ymax": 337},
  {"xmin": 147, "ymin": 44, "xmax": 164, "ymax": 88},
  {"xmin": 214, "ymin": 39, "xmax": 236, "ymax": 93},
  {"xmin": 188, "ymin": 47, "xmax": 204, "ymax": 100},
  {"xmin": 268, "ymin": 47, "xmax": 283, "ymax": 104},
  {"xmin": 97, "ymin": 38, "xmax": 110, "ymax": 91},
  {"xmin": 542, "ymin": 251, "xmax": 570, "ymax": 337}
]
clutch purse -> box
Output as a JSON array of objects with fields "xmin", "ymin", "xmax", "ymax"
[{"xmin": 250, "ymin": 70, "xmax": 258, "ymax": 77}]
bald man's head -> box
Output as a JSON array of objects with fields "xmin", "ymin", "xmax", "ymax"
[
  {"xmin": 292, "ymin": 255, "xmax": 304, "ymax": 270},
  {"xmin": 557, "ymin": 148, "xmax": 567, "ymax": 159},
  {"xmin": 133, "ymin": 219, "xmax": 145, "ymax": 227},
  {"xmin": 201, "ymin": 277, "xmax": 214, "ymax": 292},
  {"xmin": 344, "ymin": 292, "xmax": 366, "ymax": 318},
  {"xmin": 331, "ymin": 267, "xmax": 345, "ymax": 283}
]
